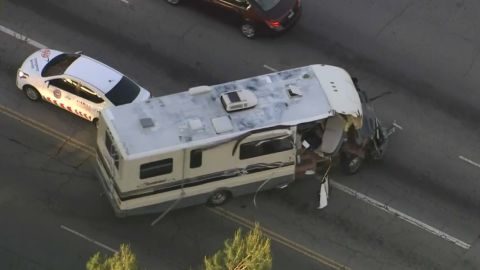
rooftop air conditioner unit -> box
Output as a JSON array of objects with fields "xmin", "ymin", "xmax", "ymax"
[{"xmin": 220, "ymin": 89, "xmax": 258, "ymax": 112}]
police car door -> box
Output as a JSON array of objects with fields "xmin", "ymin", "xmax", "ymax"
[
  {"xmin": 46, "ymin": 78, "xmax": 80, "ymax": 115},
  {"xmin": 74, "ymin": 83, "xmax": 106, "ymax": 121}
]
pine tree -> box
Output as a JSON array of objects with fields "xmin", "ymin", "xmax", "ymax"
[
  {"xmin": 204, "ymin": 223, "xmax": 272, "ymax": 270},
  {"xmin": 86, "ymin": 244, "xmax": 138, "ymax": 270}
]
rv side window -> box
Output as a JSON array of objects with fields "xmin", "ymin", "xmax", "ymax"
[
  {"xmin": 105, "ymin": 131, "xmax": 119, "ymax": 169},
  {"xmin": 239, "ymin": 137, "xmax": 292, "ymax": 160},
  {"xmin": 140, "ymin": 158, "xmax": 173, "ymax": 179},
  {"xmin": 190, "ymin": 149, "xmax": 202, "ymax": 168}
]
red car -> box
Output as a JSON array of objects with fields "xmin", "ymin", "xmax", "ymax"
[{"xmin": 165, "ymin": 0, "xmax": 302, "ymax": 38}]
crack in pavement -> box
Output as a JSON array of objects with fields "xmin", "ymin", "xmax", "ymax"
[
  {"xmin": 4, "ymin": 138, "xmax": 91, "ymax": 177},
  {"xmin": 0, "ymin": 243, "xmax": 47, "ymax": 269},
  {"xmin": 3, "ymin": 134, "xmax": 90, "ymax": 175},
  {"xmin": 53, "ymin": 137, "xmax": 70, "ymax": 157},
  {"xmin": 45, "ymin": 176, "xmax": 73, "ymax": 214},
  {"xmin": 36, "ymin": 166, "xmax": 91, "ymax": 179},
  {"xmin": 463, "ymin": 46, "xmax": 480, "ymax": 78},
  {"xmin": 179, "ymin": 24, "xmax": 195, "ymax": 43},
  {"xmin": 375, "ymin": 1, "xmax": 415, "ymax": 38},
  {"xmin": 72, "ymin": 155, "xmax": 92, "ymax": 171}
]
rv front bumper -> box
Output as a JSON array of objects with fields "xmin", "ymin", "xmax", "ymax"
[{"xmin": 95, "ymin": 156, "xmax": 126, "ymax": 217}]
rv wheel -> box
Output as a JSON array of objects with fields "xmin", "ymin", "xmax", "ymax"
[
  {"xmin": 340, "ymin": 153, "xmax": 363, "ymax": 175},
  {"xmin": 208, "ymin": 190, "xmax": 230, "ymax": 206}
]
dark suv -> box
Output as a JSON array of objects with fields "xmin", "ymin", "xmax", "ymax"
[{"xmin": 165, "ymin": 0, "xmax": 302, "ymax": 38}]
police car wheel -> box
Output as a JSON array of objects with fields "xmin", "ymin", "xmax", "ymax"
[
  {"xmin": 208, "ymin": 190, "xmax": 229, "ymax": 206},
  {"xmin": 24, "ymin": 86, "xmax": 41, "ymax": 101}
]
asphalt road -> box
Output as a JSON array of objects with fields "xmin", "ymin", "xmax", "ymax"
[{"xmin": 0, "ymin": 0, "xmax": 479, "ymax": 269}]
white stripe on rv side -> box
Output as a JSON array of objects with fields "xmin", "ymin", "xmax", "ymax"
[
  {"xmin": 0, "ymin": 25, "xmax": 46, "ymax": 49},
  {"xmin": 330, "ymin": 180, "xmax": 471, "ymax": 250}
]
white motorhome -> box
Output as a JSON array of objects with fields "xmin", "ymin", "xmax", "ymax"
[{"xmin": 95, "ymin": 64, "xmax": 363, "ymax": 217}]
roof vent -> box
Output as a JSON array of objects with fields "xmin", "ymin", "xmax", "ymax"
[
  {"xmin": 187, "ymin": 118, "xmax": 204, "ymax": 131},
  {"xmin": 140, "ymin": 117, "xmax": 154, "ymax": 128},
  {"xmin": 211, "ymin": 116, "xmax": 234, "ymax": 134},
  {"xmin": 220, "ymin": 89, "xmax": 258, "ymax": 112},
  {"xmin": 188, "ymin": 85, "xmax": 212, "ymax": 95}
]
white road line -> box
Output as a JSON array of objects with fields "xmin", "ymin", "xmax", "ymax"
[
  {"xmin": 119, "ymin": 0, "xmax": 129, "ymax": 4},
  {"xmin": 459, "ymin": 155, "xmax": 480, "ymax": 169},
  {"xmin": 330, "ymin": 180, "xmax": 471, "ymax": 250},
  {"xmin": 393, "ymin": 122, "xmax": 403, "ymax": 130},
  {"xmin": 263, "ymin": 64, "xmax": 278, "ymax": 72},
  {"xmin": 60, "ymin": 225, "xmax": 118, "ymax": 253},
  {"xmin": 0, "ymin": 25, "xmax": 46, "ymax": 49}
]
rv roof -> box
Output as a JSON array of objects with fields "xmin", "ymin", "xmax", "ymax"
[{"xmin": 101, "ymin": 64, "xmax": 362, "ymax": 158}]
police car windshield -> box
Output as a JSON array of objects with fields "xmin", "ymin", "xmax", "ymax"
[
  {"xmin": 105, "ymin": 76, "xmax": 140, "ymax": 105},
  {"xmin": 41, "ymin": 54, "xmax": 80, "ymax": 77},
  {"xmin": 253, "ymin": 0, "xmax": 281, "ymax": 11}
]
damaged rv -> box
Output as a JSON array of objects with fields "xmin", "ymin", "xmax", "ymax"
[{"xmin": 95, "ymin": 64, "xmax": 363, "ymax": 217}]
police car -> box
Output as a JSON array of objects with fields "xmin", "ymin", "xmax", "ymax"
[{"xmin": 16, "ymin": 49, "xmax": 151, "ymax": 122}]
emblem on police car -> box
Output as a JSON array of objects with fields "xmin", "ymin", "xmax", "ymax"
[
  {"xmin": 41, "ymin": 49, "xmax": 51, "ymax": 59},
  {"xmin": 53, "ymin": 89, "xmax": 61, "ymax": 99}
]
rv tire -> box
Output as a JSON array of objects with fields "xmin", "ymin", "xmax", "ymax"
[
  {"xmin": 340, "ymin": 152, "xmax": 363, "ymax": 175},
  {"xmin": 208, "ymin": 190, "xmax": 230, "ymax": 206}
]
